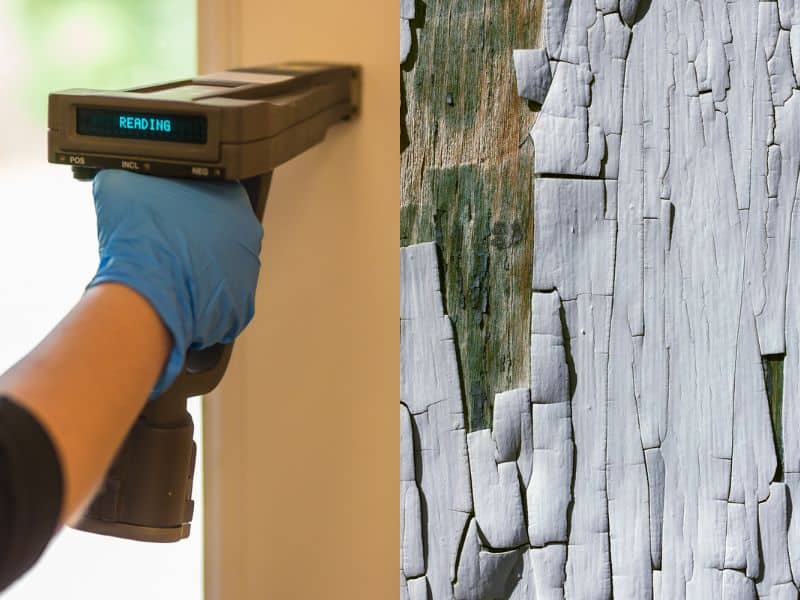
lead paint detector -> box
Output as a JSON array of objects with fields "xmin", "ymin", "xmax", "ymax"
[{"xmin": 47, "ymin": 62, "xmax": 360, "ymax": 542}]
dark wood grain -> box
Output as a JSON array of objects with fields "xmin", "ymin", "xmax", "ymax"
[{"xmin": 401, "ymin": 0, "xmax": 542, "ymax": 430}]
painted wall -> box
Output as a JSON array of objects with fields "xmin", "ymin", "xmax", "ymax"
[{"xmin": 200, "ymin": 2, "xmax": 397, "ymax": 599}]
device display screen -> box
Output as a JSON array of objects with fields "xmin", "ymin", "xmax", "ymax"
[{"xmin": 76, "ymin": 108, "xmax": 207, "ymax": 144}]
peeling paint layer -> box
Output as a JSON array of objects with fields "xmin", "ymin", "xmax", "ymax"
[{"xmin": 401, "ymin": 0, "xmax": 800, "ymax": 597}]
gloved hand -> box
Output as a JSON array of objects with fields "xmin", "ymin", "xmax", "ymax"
[{"xmin": 88, "ymin": 169, "xmax": 263, "ymax": 397}]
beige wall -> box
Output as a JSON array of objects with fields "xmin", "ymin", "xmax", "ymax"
[{"xmin": 199, "ymin": 2, "xmax": 397, "ymax": 599}]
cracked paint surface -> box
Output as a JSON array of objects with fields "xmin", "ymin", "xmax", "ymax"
[{"xmin": 400, "ymin": 0, "xmax": 800, "ymax": 597}]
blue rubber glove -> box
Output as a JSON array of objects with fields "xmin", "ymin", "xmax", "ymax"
[{"xmin": 87, "ymin": 169, "xmax": 264, "ymax": 398}]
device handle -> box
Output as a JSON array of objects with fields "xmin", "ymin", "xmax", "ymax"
[{"xmin": 73, "ymin": 173, "xmax": 272, "ymax": 542}]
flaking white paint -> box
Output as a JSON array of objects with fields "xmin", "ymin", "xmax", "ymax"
[{"xmin": 400, "ymin": 0, "xmax": 800, "ymax": 597}]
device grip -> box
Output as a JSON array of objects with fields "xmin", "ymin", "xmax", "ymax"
[
  {"xmin": 74, "ymin": 343, "xmax": 233, "ymax": 542},
  {"xmin": 73, "ymin": 173, "xmax": 272, "ymax": 542}
]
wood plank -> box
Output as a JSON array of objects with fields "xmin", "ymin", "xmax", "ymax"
[
  {"xmin": 401, "ymin": 0, "xmax": 541, "ymax": 428},
  {"xmin": 400, "ymin": 0, "xmax": 800, "ymax": 596}
]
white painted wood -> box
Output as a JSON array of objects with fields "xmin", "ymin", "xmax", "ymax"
[
  {"xmin": 729, "ymin": 311, "xmax": 776, "ymax": 507},
  {"xmin": 605, "ymin": 31, "xmax": 657, "ymax": 587},
  {"xmin": 757, "ymin": 483, "xmax": 797, "ymax": 599},
  {"xmin": 724, "ymin": 502, "xmax": 748, "ymax": 572},
  {"xmin": 467, "ymin": 429, "xmax": 527, "ymax": 549},
  {"xmin": 562, "ymin": 292, "xmax": 613, "ymax": 600},
  {"xmin": 400, "ymin": 0, "xmax": 415, "ymax": 20},
  {"xmin": 530, "ymin": 545, "xmax": 567, "ymax": 600},
  {"xmin": 644, "ymin": 447, "xmax": 665, "ymax": 569},
  {"xmin": 401, "ymin": 243, "xmax": 472, "ymax": 599},
  {"xmin": 408, "ymin": 576, "xmax": 430, "ymax": 600},
  {"xmin": 400, "ymin": 403, "xmax": 416, "ymax": 482},
  {"xmin": 401, "ymin": 405, "xmax": 425, "ymax": 579},
  {"xmin": 532, "ymin": 178, "xmax": 616, "ymax": 300},
  {"xmin": 528, "ymin": 291, "xmax": 573, "ymax": 548},
  {"xmin": 401, "ymin": 20, "xmax": 412, "ymax": 65},
  {"xmin": 400, "ymin": 0, "xmax": 415, "ymax": 64},
  {"xmin": 722, "ymin": 569, "xmax": 757, "ymax": 600},
  {"xmin": 619, "ymin": 0, "xmax": 639, "ymax": 27},
  {"xmin": 544, "ymin": 0, "xmax": 570, "ymax": 60},
  {"xmin": 512, "ymin": 49, "xmax": 552, "ymax": 104},
  {"xmin": 403, "ymin": 573, "xmax": 430, "ymax": 600},
  {"xmin": 401, "ymin": 481, "xmax": 425, "ymax": 577},
  {"xmin": 785, "ymin": 182, "xmax": 800, "ymax": 545},
  {"xmin": 491, "ymin": 389, "xmax": 533, "ymax": 484},
  {"xmin": 453, "ymin": 519, "xmax": 524, "ymax": 600},
  {"xmin": 505, "ymin": 550, "xmax": 535, "ymax": 600},
  {"xmin": 532, "ymin": 63, "xmax": 605, "ymax": 177},
  {"xmin": 785, "ymin": 174, "xmax": 800, "ymax": 588},
  {"xmin": 788, "ymin": 475, "xmax": 800, "ymax": 587},
  {"xmin": 400, "ymin": 0, "xmax": 800, "ymax": 596},
  {"xmin": 401, "ymin": 242, "xmax": 444, "ymax": 321},
  {"xmin": 653, "ymin": 570, "xmax": 662, "ymax": 600}
]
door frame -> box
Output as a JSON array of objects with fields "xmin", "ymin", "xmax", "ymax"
[{"xmin": 196, "ymin": 2, "xmax": 247, "ymax": 598}]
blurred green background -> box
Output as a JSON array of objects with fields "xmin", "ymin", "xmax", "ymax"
[
  {"xmin": 0, "ymin": 3, "xmax": 202, "ymax": 597},
  {"xmin": 8, "ymin": 0, "xmax": 196, "ymax": 125}
]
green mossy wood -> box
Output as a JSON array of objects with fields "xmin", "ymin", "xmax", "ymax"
[
  {"xmin": 764, "ymin": 356, "xmax": 785, "ymax": 480},
  {"xmin": 401, "ymin": 0, "xmax": 542, "ymax": 430}
]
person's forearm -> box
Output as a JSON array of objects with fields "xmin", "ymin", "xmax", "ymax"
[{"xmin": 0, "ymin": 282, "xmax": 170, "ymax": 525}]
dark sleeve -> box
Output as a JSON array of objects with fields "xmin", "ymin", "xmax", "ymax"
[{"xmin": 0, "ymin": 397, "xmax": 64, "ymax": 592}]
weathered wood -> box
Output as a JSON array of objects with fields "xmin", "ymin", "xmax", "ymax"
[
  {"xmin": 400, "ymin": 0, "xmax": 800, "ymax": 598},
  {"xmin": 401, "ymin": 0, "xmax": 542, "ymax": 429}
]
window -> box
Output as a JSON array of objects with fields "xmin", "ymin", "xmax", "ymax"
[{"xmin": 0, "ymin": 1, "xmax": 203, "ymax": 597}]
